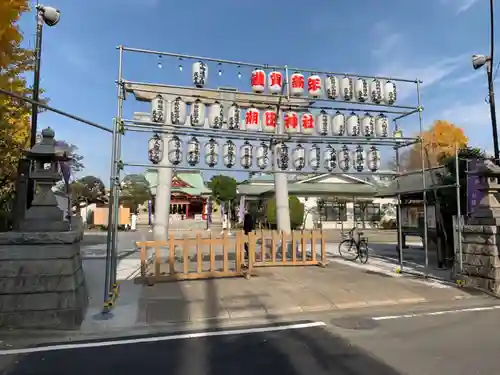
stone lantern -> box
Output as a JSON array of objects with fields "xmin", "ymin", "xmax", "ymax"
[
  {"xmin": 468, "ymin": 159, "xmax": 500, "ymax": 225},
  {"xmin": 19, "ymin": 127, "xmax": 71, "ymax": 232}
]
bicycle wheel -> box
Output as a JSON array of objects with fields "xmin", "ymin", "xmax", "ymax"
[
  {"xmin": 358, "ymin": 241, "xmax": 369, "ymax": 264},
  {"xmin": 339, "ymin": 239, "xmax": 359, "ymax": 261}
]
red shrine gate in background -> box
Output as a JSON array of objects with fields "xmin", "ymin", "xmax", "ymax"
[{"xmin": 166, "ymin": 173, "xmax": 207, "ymax": 220}]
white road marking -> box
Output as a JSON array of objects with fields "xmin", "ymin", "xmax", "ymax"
[
  {"xmin": 0, "ymin": 321, "xmax": 326, "ymax": 355},
  {"xmin": 372, "ymin": 305, "xmax": 500, "ymax": 321}
]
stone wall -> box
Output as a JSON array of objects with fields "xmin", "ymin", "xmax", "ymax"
[
  {"xmin": 0, "ymin": 230, "xmax": 88, "ymax": 329},
  {"xmin": 460, "ymin": 225, "xmax": 500, "ymax": 295}
]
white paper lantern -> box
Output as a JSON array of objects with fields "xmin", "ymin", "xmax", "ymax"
[
  {"xmin": 292, "ymin": 144, "xmax": 306, "ymax": 171},
  {"xmin": 366, "ymin": 146, "xmax": 381, "ymax": 172},
  {"xmin": 208, "ymin": 101, "xmax": 224, "ymax": 129},
  {"xmin": 170, "ymin": 97, "xmax": 187, "ymax": 125},
  {"xmin": 301, "ymin": 112, "xmax": 315, "ymax": 134},
  {"xmin": 276, "ymin": 142, "xmax": 289, "ymax": 171},
  {"xmin": 374, "ymin": 113, "xmax": 389, "ymax": 137},
  {"xmin": 148, "ymin": 133, "xmax": 163, "ymax": 164},
  {"xmin": 192, "ymin": 61, "xmax": 208, "ymax": 88},
  {"xmin": 227, "ymin": 103, "xmax": 241, "ymax": 130},
  {"xmin": 338, "ymin": 145, "xmax": 350, "ymax": 172},
  {"xmin": 167, "ymin": 135, "xmax": 182, "ymax": 165},
  {"xmin": 383, "ymin": 80, "xmax": 397, "ymax": 105},
  {"xmin": 190, "ymin": 99, "xmax": 206, "ymax": 127},
  {"xmin": 317, "ymin": 110, "xmax": 330, "ymax": 136},
  {"xmin": 223, "ymin": 140, "xmax": 236, "ymax": 168},
  {"xmin": 263, "ymin": 107, "xmax": 277, "ymax": 133},
  {"xmin": 240, "ymin": 141, "xmax": 253, "ymax": 169},
  {"xmin": 290, "ymin": 72, "xmax": 305, "ymax": 96},
  {"xmin": 323, "ymin": 145, "xmax": 336, "ymax": 172},
  {"xmin": 284, "ymin": 110, "xmax": 299, "ymax": 134},
  {"xmin": 309, "ymin": 144, "xmax": 321, "ymax": 171},
  {"xmin": 346, "ymin": 112, "xmax": 361, "ymax": 136},
  {"xmin": 341, "ymin": 76, "xmax": 354, "ymax": 101},
  {"xmin": 326, "ymin": 75, "xmax": 339, "ymax": 99},
  {"xmin": 370, "ymin": 78, "xmax": 383, "ymax": 104},
  {"xmin": 251, "ymin": 68, "xmax": 266, "ymax": 93},
  {"xmin": 355, "ymin": 78, "xmax": 369, "ymax": 102},
  {"xmin": 332, "ymin": 111, "xmax": 346, "ymax": 136},
  {"xmin": 256, "ymin": 142, "xmax": 270, "ymax": 170},
  {"xmin": 268, "ymin": 71, "xmax": 283, "ymax": 94},
  {"xmin": 187, "ymin": 137, "xmax": 200, "ymax": 166},
  {"xmin": 361, "ymin": 112, "xmax": 375, "ymax": 137},
  {"xmin": 352, "ymin": 145, "xmax": 365, "ymax": 172},
  {"xmin": 151, "ymin": 95, "xmax": 166, "ymax": 123},
  {"xmin": 204, "ymin": 138, "xmax": 219, "ymax": 167},
  {"xmin": 245, "ymin": 107, "xmax": 261, "ymax": 131},
  {"xmin": 307, "ymin": 74, "xmax": 322, "ymax": 97}
]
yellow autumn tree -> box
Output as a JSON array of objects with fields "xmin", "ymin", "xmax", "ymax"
[
  {"xmin": 402, "ymin": 120, "xmax": 469, "ymax": 170},
  {"xmin": 0, "ymin": 0, "xmax": 34, "ymax": 217}
]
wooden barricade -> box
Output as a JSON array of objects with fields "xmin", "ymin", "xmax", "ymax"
[
  {"xmin": 247, "ymin": 229, "xmax": 327, "ymax": 268},
  {"xmin": 136, "ymin": 232, "xmax": 251, "ymax": 284}
]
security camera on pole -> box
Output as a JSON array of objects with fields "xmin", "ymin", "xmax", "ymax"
[{"xmin": 27, "ymin": 4, "xmax": 61, "ymax": 209}]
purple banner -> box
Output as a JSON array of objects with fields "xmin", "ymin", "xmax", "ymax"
[{"xmin": 467, "ymin": 159, "xmax": 484, "ymax": 216}]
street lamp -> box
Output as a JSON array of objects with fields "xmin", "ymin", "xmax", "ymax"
[
  {"xmin": 471, "ymin": 54, "xmax": 499, "ymax": 163},
  {"xmin": 27, "ymin": 4, "xmax": 61, "ymax": 208}
]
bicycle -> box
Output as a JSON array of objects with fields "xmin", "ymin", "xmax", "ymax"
[{"xmin": 338, "ymin": 227, "xmax": 369, "ymax": 264}]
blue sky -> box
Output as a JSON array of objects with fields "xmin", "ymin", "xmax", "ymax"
[{"xmin": 18, "ymin": 0, "xmax": 496, "ymax": 183}]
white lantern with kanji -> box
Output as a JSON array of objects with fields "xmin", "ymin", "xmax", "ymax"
[
  {"xmin": 151, "ymin": 95, "xmax": 166, "ymax": 123},
  {"xmin": 326, "ymin": 75, "xmax": 339, "ymax": 99},
  {"xmin": 316, "ymin": 110, "xmax": 330, "ymax": 136},
  {"xmin": 256, "ymin": 142, "xmax": 270, "ymax": 170},
  {"xmin": 301, "ymin": 112, "xmax": 314, "ymax": 134},
  {"xmin": 383, "ymin": 80, "xmax": 397, "ymax": 105},
  {"xmin": 307, "ymin": 74, "xmax": 322, "ymax": 97},
  {"xmin": 355, "ymin": 78, "xmax": 369, "ymax": 102},
  {"xmin": 148, "ymin": 134, "xmax": 164, "ymax": 165},
  {"xmin": 223, "ymin": 140, "xmax": 237, "ymax": 168},
  {"xmin": 276, "ymin": 142, "xmax": 289, "ymax": 171},
  {"xmin": 204, "ymin": 138, "xmax": 219, "ymax": 167},
  {"xmin": 332, "ymin": 111, "xmax": 346, "ymax": 136},
  {"xmin": 187, "ymin": 137, "xmax": 201, "ymax": 166},
  {"xmin": 338, "ymin": 145, "xmax": 350, "ymax": 172},
  {"xmin": 309, "ymin": 144, "xmax": 321, "ymax": 171},
  {"xmin": 346, "ymin": 112, "xmax": 360, "ymax": 136},
  {"xmin": 227, "ymin": 103, "xmax": 241, "ymax": 130},
  {"xmin": 263, "ymin": 107, "xmax": 277, "ymax": 133},
  {"xmin": 192, "ymin": 61, "xmax": 208, "ymax": 88},
  {"xmin": 323, "ymin": 145, "xmax": 337, "ymax": 172},
  {"xmin": 374, "ymin": 113, "xmax": 389, "ymax": 137},
  {"xmin": 167, "ymin": 136, "xmax": 182, "ymax": 165},
  {"xmin": 268, "ymin": 71, "xmax": 283, "ymax": 94},
  {"xmin": 290, "ymin": 72, "xmax": 305, "ymax": 96},
  {"xmin": 284, "ymin": 110, "xmax": 299, "ymax": 134},
  {"xmin": 244, "ymin": 107, "xmax": 261, "ymax": 131},
  {"xmin": 351, "ymin": 145, "xmax": 365, "ymax": 172},
  {"xmin": 361, "ymin": 112, "xmax": 375, "ymax": 137},
  {"xmin": 190, "ymin": 99, "xmax": 206, "ymax": 127},
  {"xmin": 240, "ymin": 141, "xmax": 253, "ymax": 169},
  {"xmin": 208, "ymin": 101, "xmax": 224, "ymax": 129},
  {"xmin": 292, "ymin": 144, "xmax": 306, "ymax": 171},
  {"xmin": 341, "ymin": 76, "xmax": 354, "ymax": 101},
  {"xmin": 366, "ymin": 146, "xmax": 381, "ymax": 172},
  {"xmin": 370, "ymin": 78, "xmax": 383, "ymax": 104},
  {"xmin": 251, "ymin": 68, "xmax": 266, "ymax": 93},
  {"xmin": 170, "ymin": 97, "xmax": 187, "ymax": 125}
]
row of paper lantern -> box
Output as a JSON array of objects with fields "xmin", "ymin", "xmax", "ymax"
[
  {"xmin": 151, "ymin": 96, "xmax": 390, "ymax": 137},
  {"xmin": 191, "ymin": 61, "xmax": 397, "ymax": 105},
  {"xmin": 148, "ymin": 135, "xmax": 382, "ymax": 172}
]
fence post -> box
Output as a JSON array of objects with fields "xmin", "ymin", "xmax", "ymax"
[
  {"xmin": 302, "ymin": 230, "xmax": 307, "ymax": 262},
  {"xmin": 209, "ymin": 231, "xmax": 215, "ymax": 272},
  {"xmin": 196, "ymin": 233, "xmax": 202, "ymax": 274},
  {"xmin": 320, "ymin": 229, "xmax": 326, "ymax": 264},
  {"xmin": 311, "ymin": 231, "xmax": 317, "ymax": 262},
  {"xmin": 169, "ymin": 235, "xmax": 175, "ymax": 275}
]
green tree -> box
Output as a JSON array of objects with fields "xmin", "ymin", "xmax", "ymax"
[
  {"xmin": 119, "ymin": 174, "xmax": 151, "ymax": 214},
  {"xmin": 208, "ymin": 175, "xmax": 237, "ymax": 203},
  {"xmin": 265, "ymin": 195, "xmax": 305, "ymax": 229}
]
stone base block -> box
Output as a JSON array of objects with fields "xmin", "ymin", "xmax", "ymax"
[{"xmin": 461, "ymin": 275, "xmax": 500, "ymax": 296}]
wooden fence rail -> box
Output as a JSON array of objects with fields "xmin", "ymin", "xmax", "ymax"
[{"xmin": 136, "ymin": 230, "xmax": 327, "ymax": 284}]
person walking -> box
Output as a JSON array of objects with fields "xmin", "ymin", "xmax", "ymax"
[{"xmin": 243, "ymin": 209, "xmax": 255, "ymax": 261}]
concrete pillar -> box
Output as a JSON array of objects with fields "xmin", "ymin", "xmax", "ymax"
[{"xmin": 274, "ymin": 109, "xmax": 291, "ymax": 234}]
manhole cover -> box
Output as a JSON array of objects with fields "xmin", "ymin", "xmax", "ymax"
[{"xmin": 330, "ymin": 317, "xmax": 378, "ymax": 330}]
